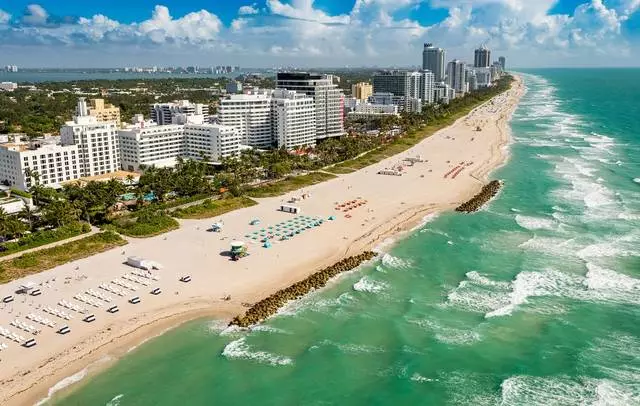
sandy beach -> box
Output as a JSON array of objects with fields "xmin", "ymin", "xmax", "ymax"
[{"xmin": 0, "ymin": 76, "xmax": 524, "ymax": 406}]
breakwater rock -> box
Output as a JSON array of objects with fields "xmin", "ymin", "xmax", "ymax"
[
  {"xmin": 229, "ymin": 251, "xmax": 378, "ymax": 327},
  {"xmin": 455, "ymin": 180, "xmax": 503, "ymax": 213}
]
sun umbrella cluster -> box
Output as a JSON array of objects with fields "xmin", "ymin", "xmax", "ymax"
[
  {"xmin": 334, "ymin": 199, "xmax": 368, "ymax": 218},
  {"xmin": 244, "ymin": 215, "xmax": 326, "ymax": 246}
]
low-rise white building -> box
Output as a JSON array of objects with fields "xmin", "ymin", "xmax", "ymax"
[
  {"xmin": 151, "ymin": 100, "xmax": 210, "ymax": 125},
  {"xmin": 348, "ymin": 103, "xmax": 399, "ymax": 119},
  {"xmin": 0, "ymin": 82, "xmax": 18, "ymax": 92},
  {"xmin": 119, "ymin": 116, "xmax": 185, "ymax": 171},
  {"xmin": 0, "ymin": 140, "xmax": 81, "ymax": 190},
  {"xmin": 184, "ymin": 124, "xmax": 241, "ymax": 163}
]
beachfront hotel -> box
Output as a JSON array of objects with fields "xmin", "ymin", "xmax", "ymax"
[
  {"xmin": 119, "ymin": 115, "xmax": 185, "ymax": 171},
  {"xmin": 60, "ymin": 98, "xmax": 120, "ymax": 178},
  {"xmin": 271, "ymin": 89, "xmax": 317, "ymax": 149},
  {"xmin": 219, "ymin": 89, "xmax": 317, "ymax": 150},
  {"xmin": 0, "ymin": 136, "xmax": 81, "ymax": 190},
  {"xmin": 183, "ymin": 123, "xmax": 242, "ymax": 163},
  {"xmin": 218, "ymin": 91, "xmax": 274, "ymax": 148}
]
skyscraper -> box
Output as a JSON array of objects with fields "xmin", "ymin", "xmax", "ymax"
[
  {"xmin": 474, "ymin": 45, "xmax": 491, "ymax": 68},
  {"xmin": 422, "ymin": 43, "xmax": 446, "ymax": 82},
  {"xmin": 499, "ymin": 56, "xmax": 506, "ymax": 71},
  {"xmin": 446, "ymin": 60, "xmax": 466, "ymax": 95}
]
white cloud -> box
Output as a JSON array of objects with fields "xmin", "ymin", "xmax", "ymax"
[
  {"xmin": 137, "ymin": 5, "xmax": 222, "ymax": 44},
  {"xmin": 1, "ymin": 1, "xmax": 640, "ymax": 66},
  {"xmin": 238, "ymin": 4, "xmax": 259, "ymax": 15},
  {"xmin": 0, "ymin": 9, "xmax": 11, "ymax": 25},
  {"xmin": 266, "ymin": 0, "xmax": 350, "ymax": 24},
  {"xmin": 22, "ymin": 4, "xmax": 48, "ymax": 26}
]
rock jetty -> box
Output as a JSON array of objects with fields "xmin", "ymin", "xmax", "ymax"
[
  {"xmin": 455, "ymin": 180, "xmax": 503, "ymax": 213},
  {"xmin": 229, "ymin": 251, "xmax": 378, "ymax": 327}
]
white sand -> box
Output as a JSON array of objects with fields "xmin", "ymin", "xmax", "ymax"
[{"xmin": 0, "ymin": 77, "xmax": 524, "ymax": 405}]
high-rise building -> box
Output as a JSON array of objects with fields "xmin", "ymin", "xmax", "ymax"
[
  {"xmin": 373, "ymin": 71, "xmax": 411, "ymax": 97},
  {"xmin": 88, "ymin": 99, "xmax": 121, "ymax": 127},
  {"xmin": 351, "ymin": 82, "xmax": 373, "ymax": 101},
  {"xmin": 474, "ymin": 45, "xmax": 491, "ymax": 68},
  {"xmin": 271, "ymin": 89, "xmax": 317, "ymax": 149},
  {"xmin": 276, "ymin": 72, "xmax": 345, "ymax": 139},
  {"xmin": 419, "ymin": 71, "xmax": 435, "ymax": 104},
  {"xmin": 446, "ymin": 60, "xmax": 467, "ymax": 95},
  {"xmin": 219, "ymin": 92, "xmax": 273, "ymax": 148},
  {"xmin": 183, "ymin": 123, "xmax": 241, "ymax": 163},
  {"xmin": 151, "ymin": 100, "xmax": 210, "ymax": 125},
  {"xmin": 373, "ymin": 70, "xmax": 434, "ymax": 105},
  {"xmin": 499, "ymin": 56, "xmax": 506, "ymax": 71},
  {"xmin": 422, "ymin": 43, "xmax": 446, "ymax": 82},
  {"xmin": 60, "ymin": 98, "xmax": 120, "ymax": 177},
  {"xmin": 219, "ymin": 89, "xmax": 316, "ymax": 150}
]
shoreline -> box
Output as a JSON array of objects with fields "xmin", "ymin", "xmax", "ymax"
[{"xmin": 1, "ymin": 76, "xmax": 525, "ymax": 406}]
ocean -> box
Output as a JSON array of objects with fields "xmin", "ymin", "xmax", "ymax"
[
  {"xmin": 0, "ymin": 71, "xmax": 243, "ymax": 83},
  {"xmin": 49, "ymin": 69, "xmax": 640, "ymax": 405}
]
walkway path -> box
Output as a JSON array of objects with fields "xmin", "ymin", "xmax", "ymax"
[{"xmin": 0, "ymin": 225, "xmax": 101, "ymax": 261}]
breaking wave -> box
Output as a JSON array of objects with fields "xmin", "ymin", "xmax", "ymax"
[{"xmin": 222, "ymin": 337, "xmax": 293, "ymax": 366}]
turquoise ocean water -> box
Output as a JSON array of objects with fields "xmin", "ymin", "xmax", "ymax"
[{"xmin": 51, "ymin": 70, "xmax": 640, "ymax": 405}]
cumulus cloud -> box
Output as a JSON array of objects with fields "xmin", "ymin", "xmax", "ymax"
[
  {"xmin": 0, "ymin": 9, "xmax": 11, "ymax": 25},
  {"xmin": 267, "ymin": 0, "xmax": 350, "ymax": 24},
  {"xmin": 238, "ymin": 4, "xmax": 259, "ymax": 15},
  {"xmin": 1, "ymin": 1, "xmax": 640, "ymax": 66},
  {"xmin": 22, "ymin": 4, "xmax": 49, "ymax": 26}
]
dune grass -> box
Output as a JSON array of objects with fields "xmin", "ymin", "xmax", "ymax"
[
  {"xmin": 247, "ymin": 172, "xmax": 337, "ymax": 198},
  {"xmin": 172, "ymin": 197, "xmax": 257, "ymax": 220}
]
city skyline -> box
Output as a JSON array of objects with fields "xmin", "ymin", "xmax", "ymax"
[{"xmin": 0, "ymin": 1, "xmax": 640, "ymax": 68}]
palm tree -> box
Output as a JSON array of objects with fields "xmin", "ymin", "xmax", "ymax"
[{"xmin": 18, "ymin": 204, "xmax": 37, "ymax": 231}]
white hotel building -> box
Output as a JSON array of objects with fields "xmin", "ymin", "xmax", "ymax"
[
  {"xmin": 271, "ymin": 89, "xmax": 317, "ymax": 149},
  {"xmin": 218, "ymin": 91, "xmax": 273, "ymax": 148},
  {"xmin": 119, "ymin": 115, "xmax": 185, "ymax": 171},
  {"xmin": 183, "ymin": 124, "xmax": 241, "ymax": 162},
  {"xmin": 219, "ymin": 89, "xmax": 317, "ymax": 150},
  {"xmin": 60, "ymin": 98, "xmax": 120, "ymax": 177},
  {"xmin": 119, "ymin": 114, "xmax": 241, "ymax": 169},
  {"xmin": 0, "ymin": 139, "xmax": 81, "ymax": 190}
]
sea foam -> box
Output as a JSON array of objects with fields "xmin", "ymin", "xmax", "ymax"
[
  {"xmin": 514, "ymin": 215, "xmax": 558, "ymax": 231},
  {"xmin": 353, "ymin": 276, "xmax": 387, "ymax": 293},
  {"xmin": 222, "ymin": 337, "xmax": 293, "ymax": 366}
]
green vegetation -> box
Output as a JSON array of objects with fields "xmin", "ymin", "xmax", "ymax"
[
  {"xmin": 247, "ymin": 172, "xmax": 337, "ymax": 198},
  {"xmin": 0, "ymin": 231, "xmax": 127, "ymax": 283},
  {"xmin": 0, "ymin": 222, "xmax": 91, "ymax": 257},
  {"xmin": 9, "ymin": 189, "xmax": 32, "ymax": 199},
  {"xmin": 111, "ymin": 210, "xmax": 179, "ymax": 238},
  {"xmin": 173, "ymin": 197, "xmax": 257, "ymax": 219}
]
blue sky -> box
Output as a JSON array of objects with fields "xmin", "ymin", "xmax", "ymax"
[{"xmin": 1, "ymin": 0, "xmax": 639, "ymax": 68}]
